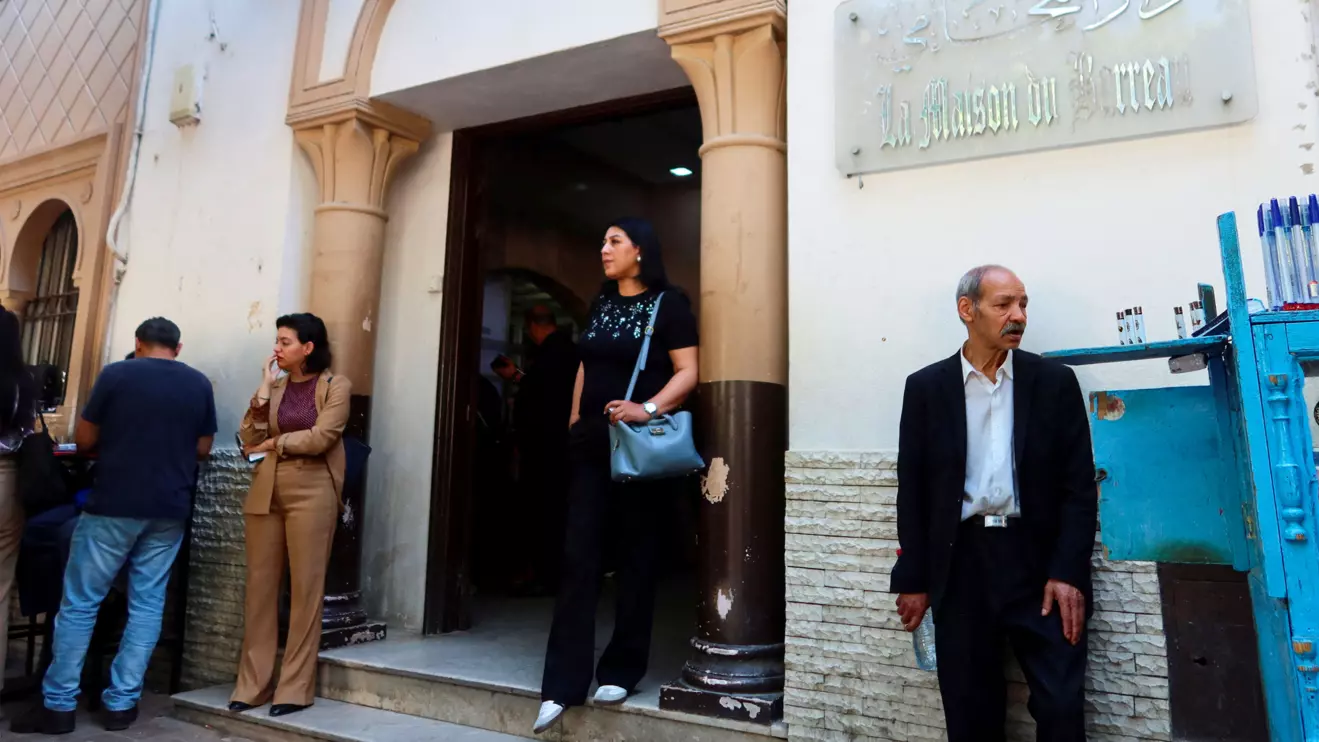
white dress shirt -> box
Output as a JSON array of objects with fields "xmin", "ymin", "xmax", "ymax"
[{"xmin": 960, "ymin": 349, "xmax": 1019, "ymax": 521}]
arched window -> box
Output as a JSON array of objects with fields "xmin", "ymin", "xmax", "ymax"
[{"xmin": 21, "ymin": 209, "xmax": 79, "ymax": 408}]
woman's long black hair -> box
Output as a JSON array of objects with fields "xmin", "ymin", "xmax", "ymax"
[
  {"xmin": 606, "ymin": 217, "xmax": 672, "ymax": 293},
  {"xmin": 0, "ymin": 309, "xmax": 35, "ymax": 433}
]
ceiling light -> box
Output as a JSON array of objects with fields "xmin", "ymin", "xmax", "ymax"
[{"xmin": 670, "ymin": 167, "xmax": 694, "ymax": 177}]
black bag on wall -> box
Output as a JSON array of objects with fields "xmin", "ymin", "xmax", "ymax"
[{"xmin": 18, "ymin": 413, "xmax": 70, "ymax": 517}]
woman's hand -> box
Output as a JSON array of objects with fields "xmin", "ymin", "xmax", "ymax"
[
  {"xmin": 245, "ymin": 439, "xmax": 276, "ymax": 455},
  {"xmin": 258, "ymin": 355, "xmax": 279, "ymax": 397},
  {"xmin": 605, "ymin": 401, "xmax": 650, "ymax": 425},
  {"xmin": 569, "ymin": 413, "xmax": 580, "ymax": 430}
]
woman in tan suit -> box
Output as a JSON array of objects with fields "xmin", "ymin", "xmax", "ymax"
[{"xmin": 229, "ymin": 313, "xmax": 350, "ymax": 718}]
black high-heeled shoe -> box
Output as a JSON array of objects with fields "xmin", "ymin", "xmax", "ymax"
[
  {"xmin": 269, "ymin": 703, "xmax": 311, "ymax": 717},
  {"xmin": 227, "ymin": 701, "xmax": 254, "ymax": 712}
]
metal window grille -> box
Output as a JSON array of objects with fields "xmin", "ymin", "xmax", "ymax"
[{"xmin": 21, "ymin": 210, "xmax": 79, "ymax": 407}]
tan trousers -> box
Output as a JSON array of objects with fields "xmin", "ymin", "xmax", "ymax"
[
  {"xmin": 232, "ymin": 458, "xmax": 337, "ymax": 707},
  {"xmin": 0, "ymin": 458, "xmax": 19, "ymax": 692}
]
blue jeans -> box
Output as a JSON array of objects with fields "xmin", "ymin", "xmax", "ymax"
[{"xmin": 43, "ymin": 514, "xmax": 184, "ymax": 712}]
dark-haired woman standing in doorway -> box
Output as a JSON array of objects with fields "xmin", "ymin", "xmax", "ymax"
[
  {"xmin": 230, "ymin": 313, "xmax": 351, "ymax": 717},
  {"xmin": 535, "ymin": 218, "xmax": 699, "ymax": 734}
]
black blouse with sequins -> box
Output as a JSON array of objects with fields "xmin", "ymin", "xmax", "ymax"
[{"xmin": 575, "ymin": 284, "xmax": 698, "ymax": 428}]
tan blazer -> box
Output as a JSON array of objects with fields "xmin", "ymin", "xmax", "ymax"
[{"xmin": 238, "ymin": 370, "xmax": 352, "ymax": 515}]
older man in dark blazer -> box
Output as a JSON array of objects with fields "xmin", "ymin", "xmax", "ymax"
[{"xmin": 891, "ymin": 265, "xmax": 1097, "ymax": 742}]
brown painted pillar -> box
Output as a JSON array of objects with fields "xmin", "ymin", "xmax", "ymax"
[
  {"xmin": 290, "ymin": 104, "xmax": 427, "ymax": 647},
  {"xmin": 659, "ymin": 9, "xmax": 788, "ymax": 724}
]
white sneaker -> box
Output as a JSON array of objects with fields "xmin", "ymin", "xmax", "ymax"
[
  {"xmin": 533, "ymin": 701, "xmax": 564, "ymax": 734},
  {"xmin": 593, "ymin": 685, "xmax": 628, "ymax": 706}
]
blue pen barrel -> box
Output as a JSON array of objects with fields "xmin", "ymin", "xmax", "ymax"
[
  {"xmin": 1288, "ymin": 197, "xmax": 1315, "ymax": 299},
  {"xmin": 1270, "ymin": 200, "xmax": 1301, "ymax": 305},
  {"xmin": 1260, "ymin": 205, "xmax": 1282, "ymax": 309}
]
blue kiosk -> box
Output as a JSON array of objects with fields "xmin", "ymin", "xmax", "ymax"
[{"xmin": 1044, "ymin": 213, "xmax": 1319, "ymax": 740}]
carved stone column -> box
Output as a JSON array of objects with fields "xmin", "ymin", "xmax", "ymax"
[
  {"xmin": 659, "ymin": 4, "xmax": 788, "ymax": 724},
  {"xmin": 289, "ymin": 101, "xmax": 428, "ymax": 647}
]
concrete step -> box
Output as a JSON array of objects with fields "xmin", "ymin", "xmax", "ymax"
[
  {"xmin": 173, "ymin": 685, "xmax": 535, "ymax": 742},
  {"xmin": 315, "ymin": 640, "xmax": 788, "ymax": 742}
]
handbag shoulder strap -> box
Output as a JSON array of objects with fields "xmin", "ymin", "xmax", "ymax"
[{"xmin": 623, "ymin": 292, "xmax": 665, "ymax": 402}]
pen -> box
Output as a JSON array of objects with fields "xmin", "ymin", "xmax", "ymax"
[
  {"xmin": 1308, "ymin": 195, "xmax": 1319, "ymax": 304},
  {"xmin": 1260, "ymin": 205, "xmax": 1282, "ymax": 309},
  {"xmin": 1271, "ymin": 200, "xmax": 1299, "ymax": 305},
  {"xmin": 1291, "ymin": 197, "xmax": 1315, "ymax": 300}
]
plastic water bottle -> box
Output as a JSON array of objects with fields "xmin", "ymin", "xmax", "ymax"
[{"xmin": 912, "ymin": 609, "xmax": 937, "ymax": 671}]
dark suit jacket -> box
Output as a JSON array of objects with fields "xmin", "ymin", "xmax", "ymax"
[
  {"xmin": 889, "ymin": 350, "xmax": 1098, "ymax": 614},
  {"xmin": 515, "ymin": 330, "xmax": 579, "ymax": 453}
]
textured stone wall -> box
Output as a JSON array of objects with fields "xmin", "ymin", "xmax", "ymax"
[
  {"xmin": 181, "ymin": 451, "xmax": 251, "ymax": 690},
  {"xmin": 783, "ymin": 451, "xmax": 1171, "ymax": 742}
]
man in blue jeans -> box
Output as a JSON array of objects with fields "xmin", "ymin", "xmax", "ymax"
[{"xmin": 12, "ymin": 317, "xmax": 216, "ymax": 735}]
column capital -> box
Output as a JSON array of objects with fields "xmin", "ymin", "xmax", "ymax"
[
  {"xmin": 665, "ymin": 20, "xmax": 786, "ymax": 156},
  {"xmin": 659, "ymin": 0, "xmax": 785, "ymax": 45},
  {"xmin": 288, "ymin": 99, "xmax": 430, "ymax": 212}
]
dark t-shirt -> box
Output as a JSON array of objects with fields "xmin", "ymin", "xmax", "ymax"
[
  {"xmin": 82, "ymin": 358, "xmax": 218, "ymax": 521},
  {"xmin": 576, "ymin": 285, "xmax": 699, "ymax": 433}
]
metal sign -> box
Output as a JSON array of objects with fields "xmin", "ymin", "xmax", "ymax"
[{"xmin": 834, "ymin": 0, "xmax": 1258, "ymax": 175}]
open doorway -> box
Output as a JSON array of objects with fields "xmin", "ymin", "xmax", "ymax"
[{"xmin": 425, "ymin": 90, "xmax": 703, "ymax": 692}]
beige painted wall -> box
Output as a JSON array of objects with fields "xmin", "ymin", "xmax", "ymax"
[{"xmin": 361, "ymin": 131, "xmax": 452, "ymax": 631}]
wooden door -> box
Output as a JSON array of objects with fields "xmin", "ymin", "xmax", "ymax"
[
  {"xmin": 423, "ymin": 131, "xmax": 487, "ymax": 634},
  {"xmin": 1159, "ymin": 564, "xmax": 1268, "ymax": 741}
]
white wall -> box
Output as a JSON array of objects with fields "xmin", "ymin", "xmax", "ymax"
[
  {"xmin": 787, "ymin": 0, "xmax": 1319, "ymax": 451},
  {"xmin": 360, "ymin": 133, "xmax": 452, "ymax": 630},
  {"xmin": 318, "ymin": 0, "xmax": 366, "ymax": 82},
  {"xmin": 111, "ymin": 0, "xmax": 311, "ymax": 437},
  {"xmin": 371, "ymin": 0, "xmax": 659, "ymax": 97}
]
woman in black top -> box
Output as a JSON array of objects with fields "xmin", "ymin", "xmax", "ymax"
[{"xmin": 535, "ymin": 218, "xmax": 698, "ymax": 734}]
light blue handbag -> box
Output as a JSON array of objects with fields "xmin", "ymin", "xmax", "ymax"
[{"xmin": 609, "ymin": 292, "xmax": 705, "ymax": 482}]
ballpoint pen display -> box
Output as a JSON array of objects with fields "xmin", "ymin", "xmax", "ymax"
[{"xmin": 1259, "ymin": 195, "xmax": 1319, "ymax": 310}]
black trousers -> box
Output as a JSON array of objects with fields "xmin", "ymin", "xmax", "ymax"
[
  {"xmin": 935, "ymin": 521, "xmax": 1088, "ymax": 742},
  {"xmin": 541, "ymin": 432, "xmax": 666, "ymax": 706}
]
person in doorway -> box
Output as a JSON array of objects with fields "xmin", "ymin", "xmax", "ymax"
[
  {"xmin": 229, "ymin": 313, "xmax": 350, "ymax": 718},
  {"xmin": 508, "ymin": 306, "xmax": 577, "ymax": 595},
  {"xmin": 890, "ymin": 265, "xmax": 1097, "ymax": 742},
  {"xmin": 0, "ymin": 308, "xmax": 36, "ymax": 720},
  {"xmin": 13, "ymin": 318, "xmax": 216, "ymax": 735},
  {"xmin": 535, "ymin": 218, "xmax": 698, "ymax": 734}
]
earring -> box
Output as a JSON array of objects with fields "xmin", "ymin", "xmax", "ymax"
[{"xmin": 637, "ymin": 256, "xmax": 642, "ymax": 263}]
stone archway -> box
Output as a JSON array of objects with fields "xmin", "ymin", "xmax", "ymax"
[
  {"xmin": 6, "ymin": 198, "xmax": 81, "ymax": 312},
  {"xmin": 11, "ymin": 201, "xmax": 81, "ymax": 409},
  {"xmin": 0, "ymin": 129, "xmax": 121, "ymax": 436}
]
